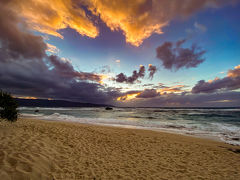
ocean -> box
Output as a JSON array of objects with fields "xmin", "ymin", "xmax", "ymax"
[{"xmin": 19, "ymin": 107, "xmax": 240, "ymax": 145}]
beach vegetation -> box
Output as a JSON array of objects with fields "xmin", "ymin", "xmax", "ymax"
[{"xmin": 0, "ymin": 90, "xmax": 18, "ymax": 122}]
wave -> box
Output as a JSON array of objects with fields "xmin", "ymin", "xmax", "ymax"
[
  {"xmin": 118, "ymin": 115, "xmax": 157, "ymax": 119},
  {"xmin": 20, "ymin": 113, "xmax": 45, "ymax": 117},
  {"xmin": 20, "ymin": 112, "xmax": 240, "ymax": 146},
  {"xmin": 182, "ymin": 113, "xmax": 236, "ymax": 118}
]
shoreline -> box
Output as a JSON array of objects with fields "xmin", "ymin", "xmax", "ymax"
[
  {"xmin": 21, "ymin": 114, "xmax": 231, "ymax": 145},
  {"xmin": 24, "ymin": 115, "xmax": 219, "ymax": 141},
  {"xmin": 1, "ymin": 117, "xmax": 240, "ymax": 179}
]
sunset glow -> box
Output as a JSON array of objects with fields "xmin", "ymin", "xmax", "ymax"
[
  {"xmin": 117, "ymin": 93, "xmax": 141, "ymax": 101},
  {"xmin": 0, "ymin": 0, "xmax": 239, "ymax": 107},
  {"xmin": 16, "ymin": 97, "xmax": 38, "ymax": 100},
  {"xmin": 1, "ymin": 2, "xmax": 240, "ymax": 179}
]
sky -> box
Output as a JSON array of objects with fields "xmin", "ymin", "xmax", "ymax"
[{"xmin": 0, "ymin": 0, "xmax": 240, "ymax": 107}]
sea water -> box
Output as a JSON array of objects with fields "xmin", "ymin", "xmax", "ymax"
[{"xmin": 19, "ymin": 107, "xmax": 240, "ymax": 145}]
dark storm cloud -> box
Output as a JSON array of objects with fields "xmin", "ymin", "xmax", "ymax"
[
  {"xmin": 148, "ymin": 65, "xmax": 157, "ymax": 79},
  {"xmin": 115, "ymin": 66, "xmax": 145, "ymax": 84},
  {"xmin": 0, "ymin": 56, "xmax": 118, "ymax": 103},
  {"xmin": 0, "ymin": 2, "xmax": 47, "ymax": 60},
  {"xmin": 156, "ymin": 39, "xmax": 205, "ymax": 71},
  {"xmin": 192, "ymin": 65, "xmax": 240, "ymax": 93},
  {"xmin": 0, "ymin": 3, "xmax": 118, "ymax": 104},
  {"xmin": 48, "ymin": 55, "xmax": 102, "ymax": 82}
]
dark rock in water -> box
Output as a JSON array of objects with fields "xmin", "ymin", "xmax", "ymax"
[
  {"xmin": 147, "ymin": 116, "xmax": 155, "ymax": 119},
  {"xmin": 35, "ymin": 110, "xmax": 39, "ymax": 112},
  {"xmin": 105, "ymin": 107, "xmax": 113, "ymax": 110},
  {"xmin": 153, "ymin": 110, "xmax": 166, "ymax": 112},
  {"xmin": 164, "ymin": 125, "xmax": 185, "ymax": 129}
]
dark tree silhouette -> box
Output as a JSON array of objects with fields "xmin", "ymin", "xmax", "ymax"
[{"xmin": 0, "ymin": 90, "xmax": 18, "ymax": 121}]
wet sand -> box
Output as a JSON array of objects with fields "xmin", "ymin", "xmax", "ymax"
[{"xmin": 0, "ymin": 118, "xmax": 240, "ymax": 179}]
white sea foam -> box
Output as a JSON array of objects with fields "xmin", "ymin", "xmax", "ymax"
[{"xmin": 20, "ymin": 107, "xmax": 240, "ymax": 146}]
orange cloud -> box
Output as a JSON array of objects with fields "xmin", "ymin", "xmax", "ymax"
[
  {"xmin": 117, "ymin": 84, "xmax": 188, "ymax": 101},
  {"xmin": 98, "ymin": 74, "xmax": 110, "ymax": 85},
  {"xmin": 16, "ymin": 96, "xmax": 37, "ymax": 99},
  {"xmin": 208, "ymin": 99, "xmax": 233, "ymax": 103},
  {"xmin": 117, "ymin": 92, "xmax": 141, "ymax": 101},
  {"xmin": 9, "ymin": 0, "xmax": 98, "ymax": 39},
  {"xmin": 227, "ymin": 64, "xmax": 240, "ymax": 78},
  {"xmin": 7, "ymin": 0, "xmax": 235, "ymax": 46},
  {"xmin": 208, "ymin": 77, "xmax": 220, "ymax": 83},
  {"xmin": 86, "ymin": 0, "xmax": 229, "ymax": 46},
  {"xmin": 47, "ymin": 43, "xmax": 59, "ymax": 54},
  {"xmin": 157, "ymin": 85, "xmax": 186, "ymax": 95},
  {"xmin": 235, "ymin": 65, "xmax": 240, "ymax": 69},
  {"xmin": 87, "ymin": 0, "xmax": 165, "ymax": 46}
]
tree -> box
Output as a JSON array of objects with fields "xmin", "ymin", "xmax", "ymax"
[{"xmin": 0, "ymin": 90, "xmax": 18, "ymax": 122}]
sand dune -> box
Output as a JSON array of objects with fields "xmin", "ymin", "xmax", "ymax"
[{"xmin": 0, "ymin": 118, "xmax": 240, "ymax": 179}]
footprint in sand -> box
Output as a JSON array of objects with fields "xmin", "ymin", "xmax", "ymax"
[
  {"xmin": 16, "ymin": 161, "xmax": 32, "ymax": 173},
  {"xmin": 19, "ymin": 153, "xmax": 34, "ymax": 162},
  {"xmin": 6, "ymin": 156, "xmax": 18, "ymax": 167}
]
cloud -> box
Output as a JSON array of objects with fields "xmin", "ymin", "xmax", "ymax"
[
  {"xmin": 117, "ymin": 89, "xmax": 160, "ymax": 101},
  {"xmin": 186, "ymin": 22, "xmax": 207, "ymax": 34},
  {"xmin": 117, "ymin": 90, "xmax": 240, "ymax": 107},
  {"xmin": 143, "ymin": 83, "xmax": 154, "ymax": 87},
  {"xmin": 0, "ymin": 56, "xmax": 117, "ymax": 103},
  {"xmin": 115, "ymin": 73, "xmax": 127, "ymax": 83},
  {"xmin": 117, "ymin": 91, "xmax": 141, "ymax": 101},
  {"xmin": 47, "ymin": 43, "xmax": 60, "ymax": 54},
  {"xmin": 192, "ymin": 65, "xmax": 240, "ymax": 93},
  {"xmin": 115, "ymin": 66, "xmax": 145, "ymax": 84},
  {"xmin": 3, "ymin": 0, "xmax": 237, "ymax": 46},
  {"xmin": 116, "ymin": 85, "xmax": 240, "ymax": 107},
  {"xmin": 8, "ymin": 0, "xmax": 98, "ymax": 39},
  {"xmin": 136, "ymin": 89, "xmax": 160, "ymax": 99},
  {"xmin": 194, "ymin": 22, "xmax": 207, "ymax": 32},
  {"xmin": 1, "ymin": 0, "xmax": 239, "ymax": 107},
  {"xmin": 48, "ymin": 55, "xmax": 103, "ymax": 82},
  {"xmin": 228, "ymin": 65, "xmax": 240, "ymax": 78},
  {"xmin": 86, "ymin": 0, "xmax": 236, "ymax": 46},
  {"xmin": 0, "ymin": 2, "xmax": 47, "ymax": 60},
  {"xmin": 99, "ymin": 65, "xmax": 112, "ymax": 74},
  {"xmin": 157, "ymin": 85, "xmax": 187, "ymax": 95},
  {"xmin": 148, "ymin": 64, "xmax": 157, "ymax": 79},
  {"xmin": 156, "ymin": 39, "xmax": 205, "ymax": 70},
  {"xmin": 0, "ymin": 3, "xmax": 117, "ymax": 104},
  {"xmin": 115, "ymin": 64, "xmax": 158, "ymax": 84},
  {"xmin": 117, "ymin": 84, "xmax": 187, "ymax": 101},
  {"xmin": 138, "ymin": 65, "xmax": 145, "ymax": 77}
]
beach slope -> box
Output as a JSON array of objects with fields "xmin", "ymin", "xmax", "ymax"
[{"xmin": 0, "ymin": 118, "xmax": 240, "ymax": 179}]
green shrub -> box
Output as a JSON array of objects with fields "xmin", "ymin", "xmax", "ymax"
[{"xmin": 0, "ymin": 90, "xmax": 18, "ymax": 122}]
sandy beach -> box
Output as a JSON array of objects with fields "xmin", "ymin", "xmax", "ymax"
[{"xmin": 0, "ymin": 118, "xmax": 240, "ymax": 180}]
